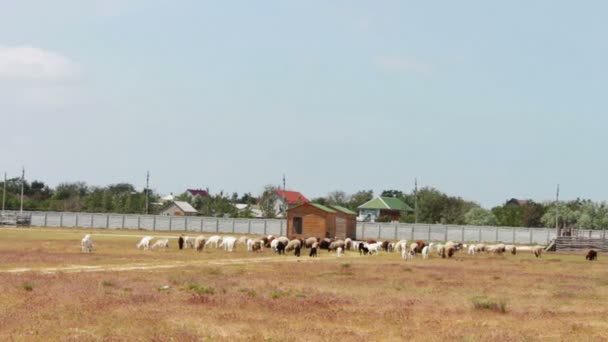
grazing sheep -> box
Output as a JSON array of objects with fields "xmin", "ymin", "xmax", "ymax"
[
  {"xmin": 394, "ymin": 240, "xmax": 408, "ymax": 253},
  {"xmin": 136, "ymin": 236, "xmax": 154, "ymax": 250},
  {"xmin": 277, "ymin": 236, "xmax": 290, "ymax": 245},
  {"xmin": 532, "ymin": 246, "xmax": 543, "ymax": 258},
  {"xmin": 435, "ymin": 243, "xmax": 444, "ymax": 256},
  {"xmin": 468, "ymin": 245, "xmax": 476, "ymax": 255},
  {"xmin": 366, "ymin": 242, "xmax": 382, "ymax": 255},
  {"xmin": 319, "ymin": 238, "xmax": 333, "ymax": 250},
  {"xmin": 406, "ymin": 243, "xmax": 418, "ymax": 260},
  {"xmin": 220, "ymin": 236, "xmax": 237, "ymax": 252},
  {"xmin": 178, "ymin": 236, "xmax": 185, "ymax": 250},
  {"xmin": 329, "ymin": 240, "xmax": 345, "ymax": 252},
  {"xmin": 506, "ymin": 245, "xmax": 517, "ymax": 255},
  {"xmin": 586, "ymin": 250, "xmax": 598, "ymax": 261},
  {"xmin": 475, "ymin": 244, "xmax": 486, "ymax": 253},
  {"xmin": 381, "ymin": 241, "xmax": 390, "ymax": 252},
  {"xmin": 276, "ymin": 241, "xmax": 286, "ymax": 255},
  {"xmin": 237, "ymin": 236, "xmax": 248, "ymax": 246},
  {"xmin": 195, "ymin": 236, "xmax": 206, "ymax": 252},
  {"xmin": 205, "ymin": 235, "xmax": 222, "ymax": 248},
  {"xmin": 252, "ymin": 239, "xmax": 263, "ymax": 252},
  {"xmin": 265, "ymin": 236, "xmax": 275, "ymax": 248},
  {"xmin": 337, "ymin": 247, "xmax": 343, "ymax": 257},
  {"xmin": 359, "ymin": 243, "xmax": 370, "ymax": 256},
  {"xmin": 344, "ymin": 238, "xmax": 352, "ymax": 251},
  {"xmin": 414, "ymin": 240, "xmax": 426, "ymax": 254},
  {"xmin": 305, "ymin": 237, "xmax": 318, "ymax": 248},
  {"xmin": 421, "ymin": 246, "xmax": 430, "ymax": 259},
  {"xmin": 294, "ymin": 245, "xmax": 301, "ymax": 257},
  {"xmin": 490, "ymin": 244, "xmax": 506, "ymax": 255},
  {"xmin": 270, "ymin": 239, "xmax": 280, "ymax": 253},
  {"xmin": 285, "ymin": 239, "xmax": 302, "ymax": 252},
  {"xmin": 440, "ymin": 242, "xmax": 456, "ymax": 258},
  {"xmin": 184, "ymin": 236, "xmax": 195, "ymax": 249},
  {"xmin": 81, "ymin": 234, "xmax": 93, "ymax": 253},
  {"xmin": 246, "ymin": 239, "xmax": 254, "ymax": 251},
  {"xmin": 151, "ymin": 239, "xmax": 169, "ymax": 250},
  {"xmin": 309, "ymin": 242, "xmax": 318, "ymax": 257}
]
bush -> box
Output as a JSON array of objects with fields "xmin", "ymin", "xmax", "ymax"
[
  {"xmin": 471, "ymin": 296, "xmax": 507, "ymax": 313},
  {"xmin": 22, "ymin": 282, "xmax": 34, "ymax": 292},
  {"xmin": 376, "ymin": 215, "xmax": 392, "ymax": 223}
]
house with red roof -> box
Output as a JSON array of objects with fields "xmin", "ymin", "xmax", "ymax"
[
  {"xmin": 260, "ymin": 189, "xmax": 309, "ymax": 218},
  {"xmin": 186, "ymin": 188, "xmax": 209, "ymax": 199}
]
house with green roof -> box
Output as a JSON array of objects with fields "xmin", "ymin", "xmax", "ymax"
[{"xmin": 357, "ymin": 196, "xmax": 412, "ymax": 222}]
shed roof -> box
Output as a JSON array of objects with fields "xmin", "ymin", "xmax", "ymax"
[
  {"xmin": 309, "ymin": 203, "xmax": 336, "ymax": 213},
  {"xmin": 173, "ymin": 201, "xmax": 198, "ymax": 213},
  {"xmin": 358, "ymin": 196, "xmax": 412, "ymax": 211},
  {"xmin": 331, "ymin": 205, "xmax": 357, "ymax": 215}
]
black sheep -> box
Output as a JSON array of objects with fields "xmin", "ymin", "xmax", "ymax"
[
  {"xmin": 178, "ymin": 236, "xmax": 184, "ymax": 250},
  {"xmin": 294, "ymin": 245, "xmax": 301, "ymax": 257},
  {"xmin": 309, "ymin": 246, "xmax": 318, "ymax": 257},
  {"xmin": 276, "ymin": 241, "xmax": 286, "ymax": 255},
  {"xmin": 359, "ymin": 243, "xmax": 370, "ymax": 255}
]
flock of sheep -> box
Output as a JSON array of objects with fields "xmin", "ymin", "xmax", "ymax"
[{"xmin": 80, "ymin": 233, "xmax": 599, "ymax": 261}]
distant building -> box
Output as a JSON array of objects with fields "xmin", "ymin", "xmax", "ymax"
[
  {"xmin": 233, "ymin": 203, "xmax": 264, "ymax": 218},
  {"xmin": 260, "ymin": 190, "xmax": 309, "ymax": 218},
  {"xmin": 159, "ymin": 201, "xmax": 198, "ymax": 216},
  {"xmin": 506, "ymin": 198, "xmax": 530, "ymax": 206},
  {"xmin": 186, "ymin": 188, "xmax": 209, "ymax": 199},
  {"xmin": 357, "ymin": 196, "xmax": 412, "ymax": 222}
]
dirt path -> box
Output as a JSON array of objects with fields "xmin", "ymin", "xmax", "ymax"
[{"xmin": 1, "ymin": 256, "xmax": 321, "ymax": 275}]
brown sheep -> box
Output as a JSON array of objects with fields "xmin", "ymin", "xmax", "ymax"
[{"xmin": 586, "ymin": 249, "xmax": 598, "ymax": 261}]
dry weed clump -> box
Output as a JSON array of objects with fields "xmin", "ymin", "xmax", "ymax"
[{"xmin": 471, "ymin": 296, "xmax": 507, "ymax": 313}]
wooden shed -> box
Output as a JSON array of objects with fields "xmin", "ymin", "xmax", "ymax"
[{"xmin": 287, "ymin": 203, "xmax": 357, "ymax": 240}]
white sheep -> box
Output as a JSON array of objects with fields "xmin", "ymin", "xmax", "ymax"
[
  {"xmin": 421, "ymin": 245, "xmax": 430, "ymax": 259},
  {"xmin": 136, "ymin": 236, "xmax": 154, "ymax": 250},
  {"xmin": 532, "ymin": 246, "xmax": 543, "ymax": 258},
  {"xmin": 270, "ymin": 239, "xmax": 280, "ymax": 253},
  {"xmin": 237, "ymin": 236, "xmax": 248, "ymax": 247},
  {"xmin": 468, "ymin": 244, "xmax": 476, "ymax": 255},
  {"xmin": 81, "ymin": 234, "xmax": 93, "ymax": 253},
  {"xmin": 183, "ymin": 236, "xmax": 195, "ymax": 249},
  {"xmin": 151, "ymin": 239, "xmax": 169, "ymax": 250},
  {"xmin": 205, "ymin": 235, "xmax": 222, "ymax": 248},
  {"xmin": 285, "ymin": 239, "xmax": 302, "ymax": 252},
  {"xmin": 220, "ymin": 236, "xmax": 237, "ymax": 252},
  {"xmin": 394, "ymin": 240, "xmax": 408, "ymax": 253},
  {"xmin": 366, "ymin": 242, "xmax": 382, "ymax": 255},
  {"xmin": 246, "ymin": 239, "xmax": 254, "ymax": 252}
]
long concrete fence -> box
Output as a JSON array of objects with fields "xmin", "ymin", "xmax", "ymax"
[{"xmin": 3, "ymin": 210, "xmax": 607, "ymax": 245}]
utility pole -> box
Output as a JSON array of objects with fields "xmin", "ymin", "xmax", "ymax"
[
  {"xmin": 282, "ymin": 174, "xmax": 287, "ymax": 216},
  {"xmin": 2, "ymin": 172, "xmax": 6, "ymax": 216},
  {"xmin": 145, "ymin": 171, "xmax": 150, "ymax": 215},
  {"xmin": 555, "ymin": 184, "xmax": 560, "ymax": 237},
  {"xmin": 414, "ymin": 178, "xmax": 419, "ymax": 224},
  {"xmin": 20, "ymin": 167, "xmax": 25, "ymax": 214}
]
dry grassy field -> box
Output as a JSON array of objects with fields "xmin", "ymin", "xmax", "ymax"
[{"xmin": 1, "ymin": 228, "xmax": 607, "ymax": 341}]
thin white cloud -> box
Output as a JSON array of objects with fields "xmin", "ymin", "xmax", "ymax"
[
  {"xmin": 0, "ymin": 45, "xmax": 82, "ymax": 84},
  {"xmin": 373, "ymin": 56, "xmax": 432, "ymax": 75}
]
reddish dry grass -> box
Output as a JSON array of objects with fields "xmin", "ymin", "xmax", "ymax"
[{"xmin": 1, "ymin": 228, "xmax": 608, "ymax": 340}]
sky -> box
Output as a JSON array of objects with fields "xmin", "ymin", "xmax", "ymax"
[{"xmin": 1, "ymin": 0, "xmax": 607, "ymax": 208}]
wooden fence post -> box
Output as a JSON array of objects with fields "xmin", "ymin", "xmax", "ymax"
[
  {"xmin": 59, "ymin": 213, "xmax": 63, "ymax": 227},
  {"xmin": 264, "ymin": 220, "xmax": 267, "ymax": 236},
  {"xmin": 75, "ymin": 214, "xmax": 79, "ymax": 228},
  {"xmin": 122, "ymin": 215, "xmax": 125, "ymax": 229},
  {"xmin": 232, "ymin": 219, "xmax": 236, "ymax": 233},
  {"xmin": 216, "ymin": 218, "xmax": 219, "ymax": 232},
  {"xmin": 153, "ymin": 216, "xmax": 156, "ymax": 231},
  {"xmin": 137, "ymin": 215, "xmax": 141, "ymax": 229},
  {"xmin": 200, "ymin": 218, "xmax": 204, "ymax": 232},
  {"xmin": 248, "ymin": 220, "xmax": 252, "ymax": 234},
  {"xmin": 44, "ymin": 212, "xmax": 48, "ymax": 226},
  {"xmin": 105, "ymin": 215, "xmax": 109, "ymax": 229}
]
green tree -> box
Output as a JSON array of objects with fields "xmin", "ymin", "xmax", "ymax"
[{"xmin": 465, "ymin": 207, "xmax": 497, "ymax": 226}]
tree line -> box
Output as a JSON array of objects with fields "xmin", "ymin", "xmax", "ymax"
[{"xmin": 1, "ymin": 178, "xmax": 607, "ymax": 230}]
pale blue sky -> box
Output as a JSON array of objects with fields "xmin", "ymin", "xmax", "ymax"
[{"xmin": 1, "ymin": 1, "xmax": 606, "ymax": 208}]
